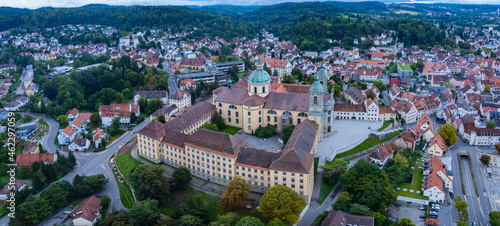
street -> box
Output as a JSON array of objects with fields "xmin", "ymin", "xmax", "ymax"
[
  {"xmin": 161, "ymin": 61, "xmax": 178, "ymax": 97},
  {"xmin": 0, "ymin": 115, "xmax": 151, "ymax": 225}
]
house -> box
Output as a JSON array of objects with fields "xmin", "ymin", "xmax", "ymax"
[
  {"xmin": 390, "ymin": 99, "xmax": 417, "ymax": 124},
  {"xmin": 426, "ymin": 134, "xmax": 447, "ymax": 157},
  {"xmin": 459, "ymin": 122, "xmax": 500, "ymax": 146},
  {"xmin": 150, "ymin": 104, "xmax": 178, "ymax": 122},
  {"xmin": 180, "ymin": 78, "xmax": 196, "ymax": 90},
  {"xmin": 321, "ymin": 210, "xmax": 375, "ymax": 226},
  {"xmin": 66, "ymin": 108, "xmax": 79, "ymax": 120},
  {"xmin": 58, "ymin": 116, "xmax": 88, "ymax": 145},
  {"xmin": 0, "ymin": 182, "xmax": 26, "ymax": 200},
  {"xmin": 422, "ymin": 156, "xmax": 453, "ymax": 203},
  {"xmin": 344, "ymin": 86, "xmax": 366, "ymax": 105},
  {"xmin": 379, "ymin": 107, "xmax": 397, "ymax": 121},
  {"xmin": 71, "ymin": 196, "xmax": 102, "ymax": 226},
  {"xmin": 395, "ymin": 130, "xmax": 421, "ymax": 150},
  {"xmin": 170, "ymin": 90, "xmax": 191, "ymax": 111},
  {"xmin": 356, "ymin": 68, "xmax": 382, "ymax": 82},
  {"xmin": 69, "ymin": 136, "xmax": 91, "ymax": 152},
  {"xmin": 179, "ymin": 58, "xmax": 205, "ymax": 70},
  {"xmin": 22, "ymin": 145, "xmax": 39, "ymax": 154},
  {"xmin": 133, "ymin": 90, "xmax": 169, "ymax": 105},
  {"xmin": 15, "ymin": 121, "xmax": 39, "ymax": 139},
  {"xmin": 259, "ymin": 57, "xmax": 292, "ymax": 78},
  {"xmin": 411, "ymin": 113, "xmax": 435, "ymax": 142},
  {"xmin": 92, "ymin": 128, "xmax": 107, "ymax": 148},
  {"xmin": 366, "ymin": 143, "xmax": 395, "ymax": 167},
  {"xmin": 16, "ymin": 153, "xmax": 56, "ymax": 167},
  {"xmin": 2, "ymin": 96, "xmax": 29, "ymax": 111},
  {"xmin": 365, "ymin": 99, "xmax": 379, "ymax": 121},
  {"xmin": 98, "ymin": 103, "xmax": 140, "ymax": 127},
  {"xmin": 38, "ymin": 97, "xmax": 52, "ymax": 107}
]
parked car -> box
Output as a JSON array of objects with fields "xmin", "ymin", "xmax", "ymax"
[
  {"xmin": 429, "ymin": 215, "xmax": 438, "ymax": 219},
  {"xmin": 420, "ymin": 215, "xmax": 426, "ymax": 218},
  {"xmin": 429, "ymin": 211, "xmax": 438, "ymax": 215},
  {"xmin": 63, "ymin": 211, "xmax": 71, "ymax": 214}
]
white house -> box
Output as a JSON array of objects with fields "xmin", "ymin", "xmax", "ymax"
[
  {"xmin": 68, "ymin": 137, "xmax": 90, "ymax": 152},
  {"xmin": 71, "ymin": 196, "xmax": 102, "ymax": 226},
  {"xmin": 422, "ymin": 156, "xmax": 453, "ymax": 203},
  {"xmin": 92, "ymin": 128, "xmax": 107, "ymax": 148},
  {"xmin": 57, "ymin": 116, "xmax": 88, "ymax": 145},
  {"xmin": 365, "ymin": 99, "xmax": 379, "ymax": 121},
  {"xmin": 170, "ymin": 90, "xmax": 191, "ymax": 112},
  {"xmin": 133, "ymin": 90, "xmax": 169, "ymax": 105},
  {"xmin": 98, "ymin": 103, "xmax": 140, "ymax": 127},
  {"xmin": 66, "ymin": 108, "xmax": 79, "ymax": 120}
]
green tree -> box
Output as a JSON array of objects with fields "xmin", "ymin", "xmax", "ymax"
[
  {"xmin": 281, "ymin": 75, "xmax": 296, "ymax": 84},
  {"xmin": 393, "ymin": 153, "xmax": 409, "ymax": 168},
  {"xmin": 485, "ymin": 84, "xmax": 492, "ymax": 93},
  {"xmin": 349, "ymin": 203, "xmax": 371, "ymax": 215},
  {"xmin": 490, "ymin": 211, "xmax": 500, "ymax": 226},
  {"xmin": 291, "ymin": 68, "xmax": 303, "ymax": 81},
  {"xmin": 200, "ymin": 123, "xmax": 221, "ymax": 132},
  {"xmin": 480, "ymin": 154, "xmax": 491, "ymax": 166},
  {"xmin": 333, "ymin": 84, "xmax": 342, "ymax": 97},
  {"xmin": 112, "ymin": 117, "xmax": 121, "ymax": 131},
  {"xmin": 282, "ymin": 125, "xmax": 295, "ymax": 143},
  {"xmin": 267, "ymin": 218, "xmax": 288, "ymax": 226},
  {"xmin": 172, "ymin": 194, "xmax": 208, "ymax": 221},
  {"xmin": 57, "ymin": 115, "xmax": 68, "ymax": 122},
  {"xmin": 170, "ymin": 166, "xmax": 192, "ymax": 190},
  {"xmin": 487, "ymin": 120, "xmax": 497, "ymax": 129},
  {"xmin": 438, "ymin": 124, "xmax": 458, "ymax": 145},
  {"xmin": 455, "ymin": 196, "xmax": 468, "ymax": 222},
  {"xmin": 235, "ymin": 216, "xmax": 265, "ymax": 226},
  {"xmin": 219, "ymin": 177, "xmax": 250, "ymax": 210},
  {"xmin": 18, "ymin": 165, "xmax": 31, "ymax": 179},
  {"xmin": 130, "ymin": 164, "xmax": 149, "ymax": 190},
  {"xmin": 156, "ymin": 216, "xmax": 176, "ymax": 226},
  {"xmin": 137, "ymin": 166, "xmax": 170, "ymax": 204},
  {"xmin": 457, "ymin": 221, "xmax": 468, "ymax": 226},
  {"xmin": 366, "ymin": 89, "xmax": 376, "ymax": 100},
  {"xmin": 130, "ymin": 198, "xmax": 161, "ymax": 226},
  {"xmin": 209, "ymin": 212, "xmax": 236, "ymax": 226},
  {"xmin": 157, "ymin": 115, "xmax": 166, "ymax": 123},
  {"xmin": 40, "ymin": 184, "xmax": 69, "ymax": 209},
  {"xmin": 68, "ymin": 151, "xmax": 76, "ymax": 168},
  {"xmin": 255, "ymin": 125, "xmax": 276, "ymax": 138},
  {"xmin": 321, "ymin": 159, "xmax": 349, "ymax": 185},
  {"xmin": 101, "ymin": 210, "xmax": 134, "ymax": 226},
  {"xmin": 399, "ymin": 217, "xmax": 414, "ymax": 226},
  {"xmin": 19, "ymin": 195, "xmax": 54, "ymax": 225},
  {"xmin": 90, "ymin": 112, "xmax": 101, "ymax": 128},
  {"xmin": 176, "ymin": 215, "xmax": 204, "ymax": 226},
  {"xmin": 259, "ymin": 184, "xmax": 306, "ymax": 225},
  {"xmin": 373, "ymin": 80, "xmax": 386, "ymax": 92},
  {"xmin": 416, "ymin": 60, "xmax": 424, "ymax": 71},
  {"xmin": 100, "ymin": 196, "xmax": 112, "ymax": 207},
  {"xmin": 371, "ymin": 211, "xmax": 386, "ymax": 226},
  {"xmin": 211, "ymin": 112, "xmax": 226, "ymax": 130}
]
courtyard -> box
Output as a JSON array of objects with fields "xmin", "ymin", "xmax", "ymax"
[
  {"xmin": 315, "ymin": 119, "xmax": 383, "ymax": 159},
  {"xmin": 233, "ymin": 133, "xmax": 282, "ymax": 151}
]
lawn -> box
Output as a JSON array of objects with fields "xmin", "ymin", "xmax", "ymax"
[
  {"xmin": 319, "ymin": 176, "xmax": 339, "ymax": 204},
  {"xmin": 70, "ymin": 199, "xmax": 83, "ymax": 208},
  {"xmin": 222, "ymin": 126, "xmax": 240, "ymax": 135},
  {"xmin": 237, "ymin": 70, "xmax": 247, "ymax": 78},
  {"xmin": 394, "ymin": 10, "xmax": 420, "ymax": 15},
  {"xmin": 159, "ymin": 187, "xmax": 195, "ymax": 216},
  {"xmin": 397, "ymin": 161, "xmax": 427, "ymax": 200},
  {"xmin": 334, "ymin": 130, "xmax": 402, "ymax": 159},
  {"xmin": 116, "ymin": 152, "xmax": 144, "ymax": 183},
  {"xmin": 108, "ymin": 130, "xmax": 126, "ymax": 145},
  {"xmin": 377, "ymin": 120, "xmax": 394, "ymax": 131},
  {"xmin": 113, "ymin": 168, "xmax": 136, "ymax": 209}
]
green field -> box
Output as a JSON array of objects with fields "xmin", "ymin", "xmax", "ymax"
[
  {"xmin": 377, "ymin": 120, "xmax": 394, "ymax": 131},
  {"xmin": 397, "ymin": 159, "xmax": 427, "ymax": 200},
  {"xmin": 394, "ymin": 10, "xmax": 420, "ymax": 15},
  {"xmin": 116, "ymin": 152, "xmax": 144, "ymax": 182},
  {"xmin": 334, "ymin": 130, "xmax": 402, "ymax": 159},
  {"xmin": 222, "ymin": 126, "xmax": 240, "ymax": 135},
  {"xmin": 398, "ymin": 63, "xmax": 412, "ymax": 71},
  {"xmin": 113, "ymin": 169, "xmax": 136, "ymax": 209},
  {"xmin": 237, "ymin": 70, "xmax": 247, "ymax": 78},
  {"xmin": 319, "ymin": 177, "xmax": 339, "ymax": 204}
]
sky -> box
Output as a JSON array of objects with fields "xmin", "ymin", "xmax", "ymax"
[{"xmin": 1, "ymin": 0, "xmax": 500, "ymax": 9}]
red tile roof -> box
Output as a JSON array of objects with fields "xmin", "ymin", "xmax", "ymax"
[
  {"xmin": 16, "ymin": 153, "xmax": 55, "ymax": 167},
  {"xmin": 71, "ymin": 196, "xmax": 102, "ymax": 223}
]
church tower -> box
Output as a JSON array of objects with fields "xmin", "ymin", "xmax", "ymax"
[
  {"xmin": 317, "ymin": 63, "xmax": 328, "ymax": 91},
  {"xmin": 308, "ymin": 73, "xmax": 325, "ymax": 134},
  {"xmin": 248, "ymin": 59, "xmax": 271, "ymax": 98}
]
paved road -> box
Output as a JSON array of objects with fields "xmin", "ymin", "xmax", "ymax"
[
  {"xmin": 161, "ymin": 61, "xmax": 178, "ymax": 97},
  {"xmin": 381, "ymin": 90, "xmax": 391, "ymax": 106},
  {"xmin": 298, "ymin": 184, "xmax": 342, "ymax": 226},
  {"xmin": 0, "ymin": 117, "xmax": 151, "ymax": 225},
  {"xmin": 461, "ymin": 156, "xmax": 486, "ymax": 225}
]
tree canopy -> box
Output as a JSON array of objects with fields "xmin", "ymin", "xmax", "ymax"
[
  {"xmin": 438, "ymin": 123, "xmax": 458, "ymax": 145},
  {"xmin": 259, "ymin": 184, "xmax": 306, "ymax": 224}
]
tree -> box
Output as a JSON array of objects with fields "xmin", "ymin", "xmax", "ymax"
[
  {"xmin": 438, "ymin": 124, "xmax": 458, "ymax": 145},
  {"xmin": 333, "ymin": 84, "xmax": 342, "ymax": 97},
  {"xmin": 416, "ymin": 60, "xmax": 424, "ymax": 71},
  {"xmin": 373, "ymin": 80, "xmax": 386, "ymax": 92},
  {"xmin": 281, "ymin": 75, "xmax": 296, "ymax": 84},
  {"xmin": 259, "ymin": 184, "xmax": 306, "ymax": 225},
  {"xmin": 457, "ymin": 221, "xmax": 468, "ymax": 226},
  {"xmin": 170, "ymin": 166, "xmax": 192, "ymax": 190},
  {"xmin": 19, "ymin": 195, "xmax": 54, "ymax": 225},
  {"xmin": 200, "ymin": 123, "xmax": 220, "ymax": 132},
  {"xmin": 130, "ymin": 164, "xmax": 149, "ymax": 190},
  {"xmin": 90, "ymin": 112, "xmax": 101, "ymax": 128},
  {"xmin": 209, "ymin": 212, "xmax": 236, "ymax": 226},
  {"xmin": 18, "ymin": 165, "xmax": 31, "ymax": 179},
  {"xmin": 211, "ymin": 112, "xmax": 226, "ymax": 130},
  {"xmin": 487, "ymin": 120, "xmax": 497, "ymax": 129},
  {"xmin": 349, "ymin": 203, "xmax": 371, "ymax": 215},
  {"xmin": 255, "ymin": 125, "xmax": 276, "ymax": 138},
  {"xmin": 219, "ymin": 177, "xmax": 250, "ymax": 210},
  {"xmin": 235, "ymin": 216, "xmax": 265, "ymax": 226},
  {"xmin": 156, "ymin": 216, "xmax": 176, "ymax": 226},
  {"xmin": 490, "ymin": 211, "xmax": 500, "ymax": 226},
  {"xmin": 321, "ymin": 159, "xmax": 349, "ymax": 185},
  {"xmin": 137, "ymin": 166, "xmax": 170, "ymax": 204},
  {"xmin": 454, "ymin": 196, "xmax": 468, "ymax": 222},
  {"xmin": 366, "ymin": 89, "xmax": 376, "ymax": 100},
  {"xmin": 480, "ymin": 154, "xmax": 491, "ymax": 166},
  {"xmin": 172, "ymin": 194, "xmax": 208, "ymax": 221},
  {"xmin": 393, "ymin": 153, "xmax": 409, "ymax": 168},
  {"xmin": 112, "ymin": 117, "xmax": 121, "ymax": 131},
  {"xmin": 157, "ymin": 115, "xmax": 166, "ymax": 123},
  {"xmin": 100, "ymin": 196, "xmax": 111, "ymax": 207},
  {"xmin": 291, "ymin": 68, "xmax": 303, "ymax": 81},
  {"xmin": 399, "ymin": 217, "xmax": 414, "ymax": 226},
  {"xmin": 130, "ymin": 198, "xmax": 161, "ymax": 226},
  {"xmin": 101, "ymin": 210, "xmax": 134, "ymax": 226},
  {"xmin": 68, "ymin": 151, "xmax": 76, "ymax": 168},
  {"xmin": 485, "ymin": 84, "xmax": 492, "ymax": 93},
  {"xmin": 57, "ymin": 115, "xmax": 68, "ymax": 122},
  {"xmin": 40, "ymin": 184, "xmax": 69, "ymax": 209},
  {"xmin": 282, "ymin": 125, "xmax": 295, "ymax": 143},
  {"xmin": 371, "ymin": 211, "xmax": 386, "ymax": 226},
  {"xmin": 176, "ymin": 215, "xmax": 204, "ymax": 226}
]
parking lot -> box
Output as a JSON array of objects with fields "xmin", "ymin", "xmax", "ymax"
[{"xmin": 387, "ymin": 202, "xmax": 427, "ymax": 226}]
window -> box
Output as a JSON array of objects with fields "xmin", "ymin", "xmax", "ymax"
[
  {"xmin": 227, "ymin": 110, "xmax": 231, "ymax": 116},
  {"xmin": 274, "ymin": 116, "xmax": 277, "ymax": 122},
  {"xmin": 236, "ymin": 112, "xmax": 239, "ymax": 117},
  {"xmin": 236, "ymin": 119, "xmax": 239, "ymax": 124},
  {"xmin": 254, "ymin": 87, "xmax": 257, "ymax": 94},
  {"xmin": 259, "ymin": 117, "xmax": 261, "ymax": 123},
  {"xmin": 282, "ymin": 172, "xmax": 286, "ymax": 175},
  {"xmin": 313, "ymin": 96, "xmax": 318, "ymax": 105},
  {"xmin": 218, "ymin": 103, "xmax": 222, "ymax": 107},
  {"xmin": 298, "ymin": 113, "xmax": 308, "ymax": 117},
  {"xmin": 248, "ymin": 112, "xmax": 251, "ymax": 116},
  {"xmin": 267, "ymin": 110, "xmax": 277, "ymax": 115},
  {"xmin": 297, "ymin": 119, "xmax": 301, "ymax": 124},
  {"xmin": 248, "ymin": 118, "xmax": 251, "ymax": 123},
  {"xmin": 248, "ymin": 126, "xmax": 251, "ymax": 131},
  {"xmin": 228, "ymin": 118, "xmax": 231, "ymax": 123},
  {"xmin": 259, "ymin": 111, "xmax": 261, "ymax": 115},
  {"xmin": 267, "ymin": 116, "xmax": 270, "ymax": 121},
  {"xmin": 229, "ymin": 105, "xmax": 237, "ymax": 109}
]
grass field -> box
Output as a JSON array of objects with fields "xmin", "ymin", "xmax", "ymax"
[
  {"xmin": 116, "ymin": 152, "xmax": 144, "ymax": 183},
  {"xmin": 222, "ymin": 126, "xmax": 240, "ymax": 135},
  {"xmin": 377, "ymin": 120, "xmax": 394, "ymax": 131},
  {"xmin": 334, "ymin": 130, "xmax": 402, "ymax": 159},
  {"xmin": 108, "ymin": 130, "xmax": 126, "ymax": 145},
  {"xmin": 394, "ymin": 10, "xmax": 419, "ymax": 15},
  {"xmin": 319, "ymin": 177, "xmax": 339, "ymax": 204},
  {"xmin": 397, "ymin": 159, "xmax": 427, "ymax": 200},
  {"xmin": 113, "ymin": 169, "xmax": 135, "ymax": 209},
  {"xmin": 237, "ymin": 70, "xmax": 247, "ymax": 78}
]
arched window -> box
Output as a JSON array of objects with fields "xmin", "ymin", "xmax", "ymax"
[
  {"xmin": 254, "ymin": 87, "xmax": 257, "ymax": 94},
  {"xmin": 219, "ymin": 109, "xmax": 222, "ymax": 114},
  {"xmin": 262, "ymin": 87, "xmax": 265, "ymax": 93},
  {"xmin": 267, "ymin": 116, "xmax": 270, "ymax": 121},
  {"xmin": 227, "ymin": 110, "xmax": 231, "ymax": 116},
  {"xmin": 267, "ymin": 110, "xmax": 277, "ymax": 115},
  {"xmin": 298, "ymin": 113, "xmax": 308, "ymax": 117},
  {"xmin": 229, "ymin": 105, "xmax": 237, "ymax": 109},
  {"xmin": 313, "ymin": 96, "xmax": 318, "ymax": 105},
  {"xmin": 297, "ymin": 119, "xmax": 301, "ymax": 124},
  {"xmin": 259, "ymin": 117, "xmax": 261, "ymax": 123},
  {"xmin": 218, "ymin": 103, "xmax": 222, "ymax": 107}
]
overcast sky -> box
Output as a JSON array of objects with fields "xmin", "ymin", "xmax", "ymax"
[{"xmin": 1, "ymin": 0, "xmax": 500, "ymax": 9}]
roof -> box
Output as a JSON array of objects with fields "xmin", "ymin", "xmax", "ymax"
[
  {"xmin": 379, "ymin": 107, "xmax": 396, "ymax": 114},
  {"xmin": 271, "ymin": 83, "xmax": 311, "ymax": 94},
  {"xmin": 236, "ymin": 148, "xmax": 279, "ymax": 169},
  {"xmin": 345, "ymin": 86, "xmax": 366, "ymax": 104},
  {"xmin": 92, "ymin": 128, "xmax": 105, "ymax": 142},
  {"xmin": 134, "ymin": 90, "xmax": 168, "ymax": 98},
  {"xmin": 0, "ymin": 182, "xmax": 25, "ymax": 195},
  {"xmin": 426, "ymin": 218, "xmax": 439, "ymax": 226},
  {"xmin": 321, "ymin": 210, "xmax": 375, "ymax": 226},
  {"xmin": 161, "ymin": 128, "xmax": 189, "ymax": 148},
  {"xmin": 138, "ymin": 120, "xmax": 167, "ymax": 140},
  {"xmin": 263, "ymin": 92, "xmax": 310, "ymax": 112},
  {"xmin": 428, "ymin": 134, "xmax": 447, "ymax": 153},
  {"xmin": 248, "ymin": 61, "xmax": 271, "ymax": 84},
  {"xmin": 270, "ymin": 119, "xmax": 317, "ymax": 173},
  {"xmin": 99, "ymin": 103, "xmax": 139, "ymax": 119},
  {"xmin": 66, "ymin": 108, "xmax": 78, "ymax": 116},
  {"xmin": 171, "ymin": 90, "xmax": 190, "ymax": 101},
  {"xmin": 180, "ymin": 78, "xmax": 196, "ymax": 87},
  {"xmin": 259, "ymin": 57, "xmax": 288, "ymax": 69},
  {"xmin": 242, "ymin": 95, "xmax": 266, "ymax": 106},
  {"xmin": 71, "ymin": 196, "xmax": 102, "ymax": 223},
  {"xmin": 179, "ymin": 58, "xmax": 205, "ymax": 67},
  {"xmin": 16, "ymin": 153, "xmax": 55, "ymax": 167},
  {"xmin": 71, "ymin": 136, "xmax": 88, "ymax": 147},
  {"xmin": 368, "ymin": 143, "xmax": 394, "ymax": 163},
  {"xmin": 334, "ymin": 104, "xmax": 366, "ymax": 112},
  {"xmin": 164, "ymin": 101, "xmax": 216, "ymax": 133},
  {"xmin": 391, "ymin": 99, "xmax": 414, "ymax": 113},
  {"xmin": 22, "ymin": 145, "xmax": 38, "ymax": 154},
  {"xmin": 188, "ymin": 129, "xmax": 247, "ymax": 156},
  {"xmin": 214, "ymin": 87, "xmax": 248, "ymax": 105}
]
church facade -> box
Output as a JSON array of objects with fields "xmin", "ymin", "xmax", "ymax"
[{"xmin": 213, "ymin": 60, "xmax": 334, "ymax": 140}]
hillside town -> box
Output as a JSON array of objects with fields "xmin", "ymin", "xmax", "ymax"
[{"xmin": 1, "ymin": 2, "xmax": 500, "ymax": 226}]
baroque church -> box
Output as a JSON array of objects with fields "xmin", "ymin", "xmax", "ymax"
[{"xmin": 212, "ymin": 59, "xmax": 334, "ymax": 140}]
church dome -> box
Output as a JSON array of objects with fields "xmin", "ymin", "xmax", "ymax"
[
  {"xmin": 309, "ymin": 75, "xmax": 324, "ymax": 92},
  {"xmin": 248, "ymin": 59, "xmax": 270, "ymax": 84},
  {"xmin": 317, "ymin": 64, "xmax": 328, "ymax": 81}
]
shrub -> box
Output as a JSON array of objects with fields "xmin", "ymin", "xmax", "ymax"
[{"xmin": 255, "ymin": 125, "xmax": 276, "ymax": 138}]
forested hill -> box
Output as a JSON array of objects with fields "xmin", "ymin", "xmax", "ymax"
[{"xmin": 0, "ymin": 2, "xmax": 453, "ymax": 51}]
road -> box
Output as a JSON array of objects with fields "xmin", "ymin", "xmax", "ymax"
[
  {"xmin": 0, "ymin": 117, "xmax": 151, "ymax": 225},
  {"xmin": 161, "ymin": 61, "xmax": 178, "ymax": 97},
  {"xmin": 298, "ymin": 184, "xmax": 342, "ymax": 226},
  {"xmin": 461, "ymin": 155, "xmax": 486, "ymax": 225}
]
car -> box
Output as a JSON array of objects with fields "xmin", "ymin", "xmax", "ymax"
[
  {"xmin": 472, "ymin": 222, "xmax": 477, "ymax": 226},
  {"xmin": 420, "ymin": 206, "xmax": 426, "ymax": 210},
  {"xmin": 429, "ymin": 215, "xmax": 438, "ymax": 219},
  {"xmin": 429, "ymin": 211, "xmax": 437, "ymax": 215},
  {"xmin": 420, "ymin": 215, "xmax": 426, "ymax": 218},
  {"xmin": 131, "ymin": 131, "xmax": 136, "ymax": 135},
  {"xmin": 63, "ymin": 211, "xmax": 71, "ymax": 214}
]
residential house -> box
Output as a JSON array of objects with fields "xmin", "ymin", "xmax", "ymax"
[
  {"xmin": 179, "ymin": 58, "xmax": 205, "ymax": 70},
  {"xmin": 397, "ymin": 64, "xmax": 413, "ymax": 77},
  {"xmin": 22, "ymin": 145, "xmax": 39, "ymax": 154},
  {"xmin": 344, "ymin": 86, "xmax": 366, "ymax": 105},
  {"xmin": 70, "ymin": 196, "xmax": 102, "ymax": 226},
  {"xmin": 0, "ymin": 182, "xmax": 26, "ymax": 200},
  {"xmin": 66, "ymin": 108, "xmax": 79, "ymax": 120},
  {"xmin": 366, "ymin": 143, "xmax": 395, "ymax": 167},
  {"xmin": 426, "ymin": 134, "xmax": 447, "ymax": 157},
  {"xmin": 58, "ymin": 116, "xmax": 88, "ymax": 145},
  {"xmin": 379, "ymin": 107, "xmax": 397, "ymax": 121},
  {"xmin": 390, "ymin": 99, "xmax": 417, "ymax": 124},
  {"xmin": 321, "ymin": 210, "xmax": 375, "ymax": 226},
  {"xmin": 69, "ymin": 136, "xmax": 91, "ymax": 152},
  {"xmin": 180, "ymin": 78, "xmax": 196, "ymax": 90},
  {"xmin": 459, "ymin": 122, "xmax": 500, "ymax": 146},
  {"xmin": 259, "ymin": 57, "xmax": 292, "ymax": 78},
  {"xmin": 2, "ymin": 96, "xmax": 29, "ymax": 111},
  {"xmin": 422, "ymin": 156, "xmax": 453, "ymax": 203},
  {"xmin": 133, "ymin": 90, "xmax": 169, "ymax": 105},
  {"xmin": 15, "ymin": 121, "xmax": 38, "ymax": 139},
  {"xmin": 170, "ymin": 90, "xmax": 191, "ymax": 112},
  {"xmin": 92, "ymin": 128, "xmax": 107, "ymax": 148},
  {"xmin": 98, "ymin": 103, "xmax": 140, "ymax": 127}
]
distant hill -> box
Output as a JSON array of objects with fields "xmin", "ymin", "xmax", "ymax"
[
  {"xmin": 195, "ymin": 5, "xmax": 262, "ymax": 17},
  {"xmin": 0, "ymin": 7, "xmax": 32, "ymax": 15}
]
